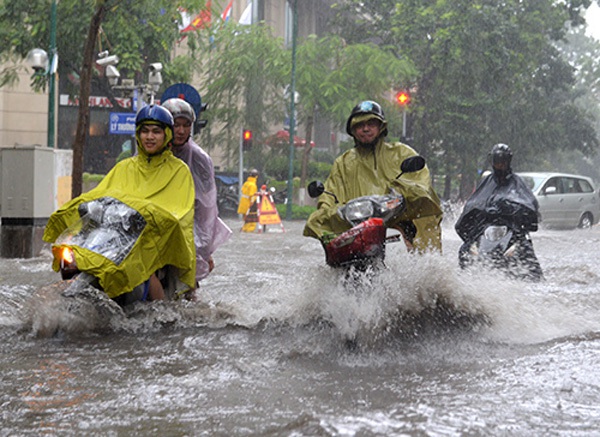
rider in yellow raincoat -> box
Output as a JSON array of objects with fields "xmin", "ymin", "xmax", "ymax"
[
  {"xmin": 43, "ymin": 105, "xmax": 196, "ymax": 300},
  {"xmin": 303, "ymin": 100, "xmax": 443, "ymax": 252},
  {"xmin": 237, "ymin": 169, "xmax": 259, "ymax": 232}
]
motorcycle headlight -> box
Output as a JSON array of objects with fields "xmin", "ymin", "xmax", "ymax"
[
  {"xmin": 483, "ymin": 225, "xmax": 508, "ymax": 241},
  {"xmin": 340, "ymin": 199, "xmax": 374, "ymax": 224}
]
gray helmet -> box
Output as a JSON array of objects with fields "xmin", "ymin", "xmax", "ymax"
[
  {"xmin": 249, "ymin": 168, "xmax": 259, "ymax": 177},
  {"xmin": 162, "ymin": 98, "xmax": 196, "ymax": 123}
]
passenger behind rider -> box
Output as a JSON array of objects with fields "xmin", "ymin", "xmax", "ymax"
[
  {"xmin": 238, "ymin": 169, "xmax": 259, "ymax": 233},
  {"xmin": 162, "ymin": 98, "xmax": 232, "ymax": 293},
  {"xmin": 43, "ymin": 105, "xmax": 196, "ymax": 302},
  {"xmin": 303, "ymin": 100, "xmax": 443, "ymax": 252}
]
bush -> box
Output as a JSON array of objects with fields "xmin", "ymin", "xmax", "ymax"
[
  {"xmin": 276, "ymin": 203, "xmax": 316, "ymax": 220},
  {"xmin": 307, "ymin": 161, "xmax": 332, "ymax": 181}
]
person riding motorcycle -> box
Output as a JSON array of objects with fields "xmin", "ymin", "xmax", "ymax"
[
  {"xmin": 162, "ymin": 98, "xmax": 232, "ymax": 288},
  {"xmin": 303, "ymin": 100, "xmax": 443, "ymax": 252},
  {"xmin": 43, "ymin": 105, "xmax": 196, "ymax": 301},
  {"xmin": 455, "ymin": 143, "xmax": 543, "ymax": 278}
]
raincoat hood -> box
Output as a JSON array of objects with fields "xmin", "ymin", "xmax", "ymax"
[
  {"xmin": 135, "ymin": 121, "xmax": 173, "ymax": 159},
  {"xmin": 350, "ymin": 115, "xmax": 388, "ymax": 149}
]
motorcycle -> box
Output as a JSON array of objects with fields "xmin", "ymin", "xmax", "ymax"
[
  {"xmin": 307, "ymin": 156, "xmax": 426, "ymax": 271},
  {"xmin": 217, "ymin": 184, "xmax": 240, "ymax": 217},
  {"xmin": 50, "ymin": 194, "xmax": 195, "ymax": 306},
  {"xmin": 458, "ymin": 220, "xmax": 543, "ymax": 281},
  {"xmin": 455, "ymin": 179, "xmax": 544, "ymax": 281}
]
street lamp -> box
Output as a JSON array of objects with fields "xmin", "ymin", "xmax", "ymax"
[
  {"xmin": 285, "ymin": 0, "xmax": 298, "ymax": 220},
  {"xmin": 25, "ymin": 0, "xmax": 58, "ymax": 148}
]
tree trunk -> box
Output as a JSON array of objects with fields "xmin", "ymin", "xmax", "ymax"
[{"xmin": 71, "ymin": 3, "xmax": 108, "ymax": 198}]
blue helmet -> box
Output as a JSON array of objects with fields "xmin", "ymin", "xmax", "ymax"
[
  {"xmin": 135, "ymin": 105, "xmax": 174, "ymax": 155},
  {"xmin": 135, "ymin": 104, "xmax": 174, "ymax": 130}
]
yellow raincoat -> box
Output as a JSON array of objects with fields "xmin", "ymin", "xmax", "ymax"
[
  {"xmin": 237, "ymin": 175, "xmax": 258, "ymax": 232},
  {"xmin": 44, "ymin": 143, "xmax": 195, "ymax": 299},
  {"xmin": 303, "ymin": 139, "xmax": 443, "ymax": 251}
]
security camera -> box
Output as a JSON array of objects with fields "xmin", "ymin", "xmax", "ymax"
[
  {"xmin": 96, "ymin": 54, "xmax": 119, "ymax": 67},
  {"xmin": 105, "ymin": 65, "xmax": 120, "ymax": 86},
  {"xmin": 26, "ymin": 48, "xmax": 49, "ymax": 72},
  {"xmin": 148, "ymin": 63, "xmax": 163, "ymax": 72}
]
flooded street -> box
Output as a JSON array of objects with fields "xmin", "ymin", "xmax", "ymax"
[{"xmin": 2, "ymin": 218, "xmax": 600, "ymax": 435}]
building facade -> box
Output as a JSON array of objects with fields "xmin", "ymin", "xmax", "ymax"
[{"xmin": 0, "ymin": 0, "xmax": 335, "ymax": 175}]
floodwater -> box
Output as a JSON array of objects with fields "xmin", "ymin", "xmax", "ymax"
[{"xmin": 2, "ymin": 217, "xmax": 600, "ymax": 436}]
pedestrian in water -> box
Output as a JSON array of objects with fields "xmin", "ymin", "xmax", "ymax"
[{"xmin": 238, "ymin": 169, "xmax": 259, "ymax": 232}]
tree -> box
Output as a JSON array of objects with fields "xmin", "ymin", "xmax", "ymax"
[
  {"xmin": 333, "ymin": 0, "xmax": 599, "ymax": 199},
  {"xmin": 293, "ymin": 35, "xmax": 416, "ymax": 195},
  {"xmin": 0, "ymin": 0, "xmax": 203, "ymax": 197},
  {"xmin": 189, "ymin": 23, "xmax": 289, "ymax": 172}
]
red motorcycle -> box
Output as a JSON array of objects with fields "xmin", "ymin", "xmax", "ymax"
[{"xmin": 307, "ymin": 156, "xmax": 425, "ymax": 270}]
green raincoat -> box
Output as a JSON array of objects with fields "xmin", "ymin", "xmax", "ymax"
[
  {"xmin": 303, "ymin": 139, "xmax": 443, "ymax": 251},
  {"xmin": 44, "ymin": 146, "xmax": 195, "ymax": 299}
]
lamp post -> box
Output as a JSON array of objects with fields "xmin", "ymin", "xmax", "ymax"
[
  {"xmin": 285, "ymin": 0, "xmax": 298, "ymax": 220},
  {"xmin": 26, "ymin": 0, "xmax": 58, "ymax": 148}
]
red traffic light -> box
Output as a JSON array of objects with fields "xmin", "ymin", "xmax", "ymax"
[
  {"xmin": 242, "ymin": 129, "xmax": 253, "ymax": 151},
  {"xmin": 395, "ymin": 90, "xmax": 411, "ymax": 106}
]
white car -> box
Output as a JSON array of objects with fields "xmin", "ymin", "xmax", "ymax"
[{"xmin": 518, "ymin": 172, "xmax": 600, "ymax": 229}]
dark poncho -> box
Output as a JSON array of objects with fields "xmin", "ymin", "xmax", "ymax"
[{"xmin": 455, "ymin": 172, "xmax": 539, "ymax": 243}]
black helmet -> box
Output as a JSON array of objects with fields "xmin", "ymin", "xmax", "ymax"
[
  {"xmin": 345, "ymin": 100, "xmax": 388, "ymax": 137},
  {"xmin": 489, "ymin": 143, "xmax": 513, "ymax": 168}
]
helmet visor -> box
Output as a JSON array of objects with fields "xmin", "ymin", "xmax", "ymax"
[{"xmin": 491, "ymin": 152, "xmax": 511, "ymax": 168}]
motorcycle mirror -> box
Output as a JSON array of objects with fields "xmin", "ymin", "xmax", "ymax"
[
  {"xmin": 307, "ymin": 181, "xmax": 325, "ymax": 198},
  {"xmin": 396, "ymin": 155, "xmax": 426, "ymax": 179}
]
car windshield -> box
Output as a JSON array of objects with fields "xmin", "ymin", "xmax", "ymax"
[{"xmin": 519, "ymin": 174, "xmax": 546, "ymax": 192}]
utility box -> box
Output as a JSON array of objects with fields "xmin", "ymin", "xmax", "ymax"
[{"xmin": 0, "ymin": 145, "xmax": 71, "ymax": 258}]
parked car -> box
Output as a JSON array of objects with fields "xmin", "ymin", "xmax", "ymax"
[{"xmin": 517, "ymin": 172, "xmax": 600, "ymax": 229}]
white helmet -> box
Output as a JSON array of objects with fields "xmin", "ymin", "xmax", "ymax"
[{"xmin": 162, "ymin": 98, "xmax": 196, "ymax": 123}]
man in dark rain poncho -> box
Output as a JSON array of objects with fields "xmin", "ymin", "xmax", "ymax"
[
  {"xmin": 303, "ymin": 100, "xmax": 443, "ymax": 252},
  {"xmin": 455, "ymin": 143, "xmax": 543, "ymax": 278}
]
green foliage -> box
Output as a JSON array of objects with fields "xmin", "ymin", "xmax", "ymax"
[
  {"xmin": 332, "ymin": 0, "xmax": 599, "ymax": 198},
  {"xmin": 191, "ymin": 24, "xmax": 288, "ymax": 167},
  {"xmin": 307, "ymin": 161, "xmax": 332, "ymax": 181},
  {"xmin": 82, "ymin": 172, "xmax": 105, "ymax": 183},
  {"xmin": 0, "ymin": 0, "xmax": 201, "ymax": 94},
  {"xmin": 275, "ymin": 203, "xmax": 315, "ymax": 220}
]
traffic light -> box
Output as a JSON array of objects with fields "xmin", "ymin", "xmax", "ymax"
[
  {"xmin": 242, "ymin": 129, "xmax": 253, "ymax": 151},
  {"xmin": 196, "ymin": 103, "xmax": 209, "ymax": 131},
  {"xmin": 395, "ymin": 90, "xmax": 411, "ymax": 106}
]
